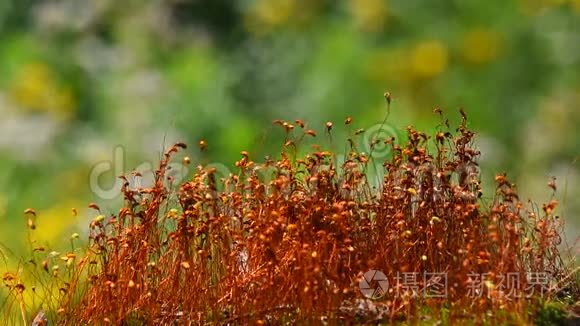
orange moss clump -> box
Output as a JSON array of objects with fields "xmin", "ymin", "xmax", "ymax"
[{"xmin": 7, "ymin": 106, "xmax": 576, "ymax": 324}]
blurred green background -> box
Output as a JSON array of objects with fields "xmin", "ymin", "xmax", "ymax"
[{"xmin": 0, "ymin": 0, "xmax": 578, "ymax": 256}]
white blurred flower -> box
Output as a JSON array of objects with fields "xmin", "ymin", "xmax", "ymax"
[
  {"xmin": 0, "ymin": 95, "xmax": 61, "ymax": 160},
  {"xmin": 74, "ymin": 37, "xmax": 133, "ymax": 75},
  {"xmin": 33, "ymin": 0, "xmax": 107, "ymax": 32}
]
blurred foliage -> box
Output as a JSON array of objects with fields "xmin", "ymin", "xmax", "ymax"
[{"xmin": 0, "ymin": 0, "xmax": 578, "ymax": 257}]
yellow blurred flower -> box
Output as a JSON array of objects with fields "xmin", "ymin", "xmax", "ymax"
[
  {"xmin": 461, "ymin": 28, "xmax": 502, "ymax": 65},
  {"xmin": 29, "ymin": 201, "xmax": 82, "ymax": 244},
  {"xmin": 256, "ymin": 0, "xmax": 295, "ymax": 26},
  {"xmin": 518, "ymin": 0, "xmax": 572, "ymax": 15},
  {"xmin": 8, "ymin": 62, "xmax": 75, "ymax": 120},
  {"xmin": 349, "ymin": 0, "xmax": 388, "ymax": 32},
  {"xmin": 409, "ymin": 40, "xmax": 449, "ymax": 80},
  {"xmin": 571, "ymin": 0, "xmax": 580, "ymax": 13},
  {"xmin": 244, "ymin": 0, "xmax": 325, "ymax": 35}
]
